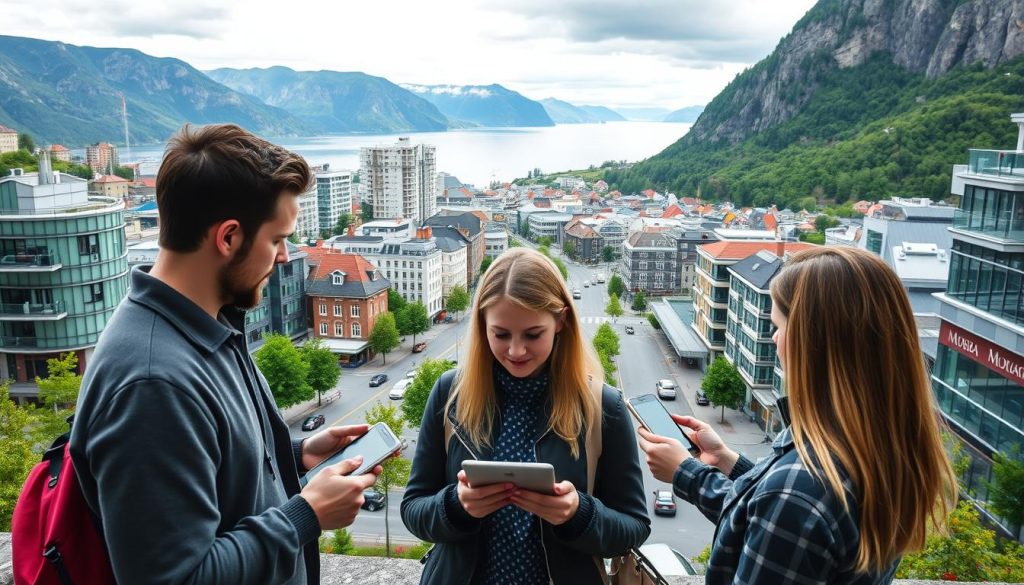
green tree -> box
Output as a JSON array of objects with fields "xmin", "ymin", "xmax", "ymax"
[
  {"xmin": 647, "ymin": 312, "xmax": 661, "ymax": 330},
  {"xmin": 17, "ymin": 132, "xmax": 35, "ymax": 152},
  {"xmin": 480, "ymin": 256, "xmax": 493, "ymax": 274},
  {"xmin": 607, "ymin": 274, "xmax": 626, "ymax": 298},
  {"xmin": 254, "ymin": 333, "xmax": 313, "ymax": 409},
  {"xmin": 605, "ymin": 293, "xmax": 624, "ymax": 319},
  {"xmin": 332, "ymin": 213, "xmax": 353, "ymax": 236},
  {"xmin": 538, "ymin": 235, "xmax": 554, "ymax": 248},
  {"xmin": 365, "ymin": 402, "xmax": 413, "ymax": 558},
  {"xmin": 402, "ymin": 357, "xmax": 457, "ymax": 428},
  {"xmin": 562, "ymin": 240, "xmax": 576, "ymax": 259},
  {"xmin": 113, "ymin": 166, "xmax": 134, "ymax": 181},
  {"xmin": 369, "ymin": 312, "xmax": 401, "ymax": 365},
  {"xmin": 398, "ymin": 302, "xmax": 430, "ymax": 344},
  {"xmin": 35, "ymin": 352, "xmax": 81, "ymax": 412},
  {"xmin": 799, "ymin": 232, "xmax": 826, "ymax": 245},
  {"xmin": 597, "ymin": 350, "xmax": 617, "ymax": 386},
  {"xmin": 319, "ymin": 527, "xmax": 354, "ymax": 555},
  {"xmin": 593, "ymin": 323, "xmax": 620, "ymax": 357},
  {"xmin": 987, "ymin": 447, "xmax": 1024, "ymax": 532},
  {"xmin": 62, "ymin": 163, "xmax": 93, "ymax": 180},
  {"xmin": 360, "ymin": 201, "xmax": 374, "ymax": 223},
  {"xmin": 300, "ymin": 338, "xmax": 340, "ymax": 406},
  {"xmin": 0, "ymin": 381, "xmax": 35, "ymax": 530},
  {"xmin": 552, "ymin": 257, "xmax": 569, "ymax": 281},
  {"xmin": 445, "ymin": 285, "xmax": 470, "ymax": 320},
  {"xmin": 897, "ymin": 501, "xmax": 1024, "ymax": 582},
  {"xmin": 288, "ymin": 233, "xmax": 301, "ymax": 245},
  {"xmin": 601, "ymin": 245, "xmax": 616, "ymax": 263},
  {"xmin": 387, "ymin": 288, "xmax": 407, "ymax": 314},
  {"xmin": 814, "ymin": 214, "xmax": 839, "ymax": 232},
  {"xmin": 631, "ymin": 291, "xmax": 648, "ymax": 312},
  {"xmin": 701, "ymin": 356, "xmax": 746, "ymax": 423}
]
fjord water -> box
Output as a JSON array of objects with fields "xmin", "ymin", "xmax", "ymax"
[{"xmin": 124, "ymin": 122, "xmax": 691, "ymax": 186}]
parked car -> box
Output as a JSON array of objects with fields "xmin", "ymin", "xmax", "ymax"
[
  {"xmin": 695, "ymin": 390, "xmax": 710, "ymax": 406},
  {"xmin": 652, "ymin": 490, "xmax": 677, "ymax": 516},
  {"xmin": 369, "ymin": 374, "xmax": 388, "ymax": 387},
  {"xmin": 624, "ymin": 325, "xmax": 635, "ymax": 334},
  {"xmin": 597, "ymin": 275, "xmax": 605, "ymax": 283},
  {"xmin": 405, "ymin": 369, "xmax": 418, "ymax": 380},
  {"xmin": 572, "ymin": 289, "xmax": 582, "ymax": 299},
  {"xmin": 389, "ymin": 378, "xmax": 413, "ymax": 400},
  {"xmin": 583, "ymin": 281, "xmax": 590, "ymax": 288},
  {"xmin": 638, "ymin": 543, "xmax": 697, "ymax": 576},
  {"xmin": 361, "ymin": 488, "xmax": 385, "ymax": 512},
  {"xmin": 412, "ymin": 341, "xmax": 427, "ymax": 353},
  {"xmin": 301, "ymin": 414, "xmax": 325, "ymax": 432},
  {"xmin": 656, "ymin": 379, "xmax": 677, "ymax": 400}
]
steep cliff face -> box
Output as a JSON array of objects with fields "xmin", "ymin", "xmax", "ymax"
[{"xmin": 688, "ymin": 0, "xmax": 1024, "ymax": 146}]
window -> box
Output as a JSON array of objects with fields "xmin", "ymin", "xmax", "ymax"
[
  {"xmin": 334, "ymin": 304, "xmax": 342, "ymax": 317},
  {"xmin": 88, "ymin": 283, "xmax": 104, "ymax": 303},
  {"xmin": 335, "ymin": 322, "xmax": 344, "ymax": 337},
  {"xmin": 639, "ymin": 261, "xmax": 647, "ymax": 270},
  {"xmin": 319, "ymin": 322, "xmax": 328, "ymax": 335},
  {"xmin": 351, "ymin": 304, "xmax": 360, "ymax": 317},
  {"xmin": 351, "ymin": 323, "xmax": 361, "ymax": 337},
  {"xmin": 332, "ymin": 273, "xmax": 344, "ymax": 285},
  {"xmin": 865, "ymin": 230, "xmax": 883, "ymax": 255},
  {"xmin": 319, "ymin": 303, "xmax": 327, "ymax": 316},
  {"xmin": 77, "ymin": 234, "xmax": 99, "ymax": 258}
]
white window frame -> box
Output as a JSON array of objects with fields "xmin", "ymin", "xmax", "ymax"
[
  {"xmin": 334, "ymin": 304, "xmax": 342, "ymax": 317},
  {"xmin": 319, "ymin": 322, "xmax": 328, "ymax": 335},
  {"xmin": 335, "ymin": 322, "xmax": 344, "ymax": 337},
  {"xmin": 351, "ymin": 304, "xmax": 360, "ymax": 318},
  {"xmin": 351, "ymin": 323, "xmax": 361, "ymax": 337},
  {"xmin": 319, "ymin": 303, "xmax": 327, "ymax": 316}
]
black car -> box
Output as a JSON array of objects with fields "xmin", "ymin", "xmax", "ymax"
[
  {"xmin": 695, "ymin": 390, "xmax": 710, "ymax": 406},
  {"xmin": 301, "ymin": 414, "xmax": 325, "ymax": 432},
  {"xmin": 624, "ymin": 325, "xmax": 635, "ymax": 335},
  {"xmin": 369, "ymin": 374, "xmax": 388, "ymax": 387},
  {"xmin": 361, "ymin": 488, "xmax": 385, "ymax": 511}
]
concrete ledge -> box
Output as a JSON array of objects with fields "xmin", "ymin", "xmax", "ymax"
[{"xmin": 0, "ymin": 534, "xmax": 1000, "ymax": 584}]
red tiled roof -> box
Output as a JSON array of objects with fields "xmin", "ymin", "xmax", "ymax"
[
  {"xmin": 49, "ymin": 144, "xmax": 69, "ymax": 151},
  {"xmin": 91, "ymin": 175, "xmax": 130, "ymax": 183},
  {"xmin": 0, "ymin": 125, "xmax": 15, "ymax": 134},
  {"xmin": 698, "ymin": 241, "xmax": 816, "ymax": 260},
  {"xmin": 302, "ymin": 249, "xmax": 378, "ymax": 282},
  {"xmin": 763, "ymin": 213, "xmax": 778, "ymax": 231},
  {"xmin": 137, "ymin": 178, "xmax": 157, "ymax": 188},
  {"xmin": 661, "ymin": 204, "xmax": 684, "ymax": 218},
  {"xmin": 681, "ymin": 197, "xmax": 698, "ymax": 206}
]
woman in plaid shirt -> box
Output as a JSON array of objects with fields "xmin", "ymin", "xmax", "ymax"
[{"xmin": 639, "ymin": 247, "xmax": 957, "ymax": 584}]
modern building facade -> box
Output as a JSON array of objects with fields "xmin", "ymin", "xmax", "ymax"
[
  {"xmin": 527, "ymin": 211, "xmax": 573, "ymax": 246},
  {"xmin": 268, "ymin": 242, "xmax": 308, "ymax": 341},
  {"xmin": 361, "ymin": 137, "xmax": 436, "ymax": 224},
  {"xmin": 303, "ymin": 248, "xmax": 390, "ymax": 365},
  {"xmin": 85, "ymin": 142, "xmax": 119, "ymax": 173},
  {"xmin": 433, "ymin": 232, "xmax": 469, "ymax": 300},
  {"xmin": 669, "ymin": 218, "xmax": 718, "ymax": 296},
  {"xmin": 0, "ymin": 160, "xmax": 129, "ymax": 393},
  {"xmin": 295, "ymin": 185, "xmax": 320, "ymax": 240},
  {"xmin": 484, "ymin": 229, "xmax": 508, "ymax": 258},
  {"xmin": 932, "ymin": 116, "xmax": 1024, "ymax": 536},
  {"xmin": 859, "ymin": 197, "xmax": 954, "ymax": 264},
  {"xmin": 425, "ymin": 211, "xmax": 485, "ymax": 287},
  {"xmin": 316, "ymin": 170, "xmax": 353, "ymax": 235},
  {"xmin": 724, "ymin": 250, "xmax": 787, "ymax": 438}
]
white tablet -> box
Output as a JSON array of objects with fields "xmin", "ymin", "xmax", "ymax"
[{"xmin": 461, "ymin": 460, "xmax": 556, "ymax": 495}]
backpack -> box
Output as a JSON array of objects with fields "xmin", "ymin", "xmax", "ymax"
[{"xmin": 12, "ymin": 417, "xmax": 116, "ymax": 585}]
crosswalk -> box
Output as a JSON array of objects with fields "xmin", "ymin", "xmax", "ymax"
[{"xmin": 579, "ymin": 316, "xmax": 618, "ymax": 324}]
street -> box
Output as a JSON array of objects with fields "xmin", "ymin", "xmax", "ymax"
[{"xmin": 288, "ymin": 246, "xmax": 772, "ymax": 558}]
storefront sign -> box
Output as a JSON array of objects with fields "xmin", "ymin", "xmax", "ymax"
[{"xmin": 939, "ymin": 321, "xmax": 1024, "ymax": 387}]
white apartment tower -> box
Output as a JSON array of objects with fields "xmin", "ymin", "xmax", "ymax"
[
  {"xmin": 361, "ymin": 137, "xmax": 436, "ymax": 225},
  {"xmin": 316, "ymin": 170, "xmax": 353, "ymax": 235}
]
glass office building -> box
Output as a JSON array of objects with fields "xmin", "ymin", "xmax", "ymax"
[
  {"xmin": 0, "ymin": 164, "xmax": 128, "ymax": 392},
  {"xmin": 932, "ymin": 114, "xmax": 1024, "ymax": 536}
]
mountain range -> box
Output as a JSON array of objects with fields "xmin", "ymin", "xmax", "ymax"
[
  {"xmin": 402, "ymin": 84, "xmax": 555, "ymax": 128},
  {"xmin": 608, "ymin": 0, "xmax": 1024, "ymax": 209},
  {"xmin": 540, "ymin": 99, "xmax": 626, "ymax": 124}
]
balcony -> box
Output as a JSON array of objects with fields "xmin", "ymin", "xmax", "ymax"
[
  {"xmin": 0, "ymin": 253, "xmax": 62, "ymax": 272},
  {"xmin": 0, "ymin": 333, "xmax": 95, "ymax": 351},
  {"xmin": 0, "ymin": 301, "xmax": 67, "ymax": 321},
  {"xmin": 951, "ymin": 209, "xmax": 1024, "ymax": 244},
  {"xmin": 966, "ymin": 149, "xmax": 1024, "ymax": 180}
]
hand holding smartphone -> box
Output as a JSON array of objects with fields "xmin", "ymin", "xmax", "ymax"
[
  {"xmin": 626, "ymin": 394, "xmax": 700, "ymax": 454},
  {"xmin": 300, "ymin": 422, "xmax": 403, "ymax": 487}
]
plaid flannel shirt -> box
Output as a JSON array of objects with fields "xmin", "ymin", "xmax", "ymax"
[{"xmin": 673, "ymin": 429, "xmax": 899, "ymax": 585}]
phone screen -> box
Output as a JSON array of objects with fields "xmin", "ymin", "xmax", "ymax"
[
  {"xmin": 628, "ymin": 394, "xmax": 698, "ymax": 452},
  {"xmin": 302, "ymin": 423, "xmax": 401, "ymax": 485}
]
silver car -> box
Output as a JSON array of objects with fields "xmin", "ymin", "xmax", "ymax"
[{"xmin": 656, "ymin": 379, "xmax": 677, "ymax": 400}]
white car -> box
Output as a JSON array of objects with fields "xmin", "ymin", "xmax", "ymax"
[
  {"xmin": 572, "ymin": 289, "xmax": 582, "ymax": 299},
  {"xmin": 583, "ymin": 280, "xmax": 590, "ymax": 288},
  {"xmin": 405, "ymin": 369, "xmax": 417, "ymax": 380},
  {"xmin": 656, "ymin": 379, "xmax": 677, "ymax": 400},
  {"xmin": 389, "ymin": 378, "xmax": 413, "ymax": 400},
  {"xmin": 638, "ymin": 543, "xmax": 697, "ymax": 576}
]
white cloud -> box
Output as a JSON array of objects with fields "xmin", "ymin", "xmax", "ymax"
[{"xmin": 1, "ymin": 0, "xmax": 817, "ymax": 109}]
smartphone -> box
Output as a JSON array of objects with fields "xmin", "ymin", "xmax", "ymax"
[
  {"xmin": 462, "ymin": 460, "xmax": 556, "ymax": 495},
  {"xmin": 300, "ymin": 422, "xmax": 403, "ymax": 487},
  {"xmin": 626, "ymin": 393, "xmax": 699, "ymax": 454}
]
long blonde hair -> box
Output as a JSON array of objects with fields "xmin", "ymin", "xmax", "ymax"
[
  {"xmin": 448, "ymin": 247, "xmax": 602, "ymax": 458},
  {"xmin": 770, "ymin": 247, "xmax": 956, "ymax": 573}
]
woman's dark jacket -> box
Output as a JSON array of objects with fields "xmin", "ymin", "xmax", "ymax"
[{"xmin": 401, "ymin": 369, "xmax": 651, "ymax": 584}]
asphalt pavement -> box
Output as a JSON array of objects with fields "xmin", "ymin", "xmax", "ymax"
[{"xmin": 286, "ymin": 246, "xmax": 774, "ymax": 558}]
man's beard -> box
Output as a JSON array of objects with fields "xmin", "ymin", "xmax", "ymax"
[{"xmin": 218, "ymin": 255, "xmax": 269, "ymax": 310}]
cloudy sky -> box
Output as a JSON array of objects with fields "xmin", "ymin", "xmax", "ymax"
[{"xmin": 5, "ymin": 0, "xmax": 818, "ymax": 110}]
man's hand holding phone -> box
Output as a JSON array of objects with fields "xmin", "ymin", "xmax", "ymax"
[{"xmin": 301, "ymin": 456, "xmax": 381, "ymax": 529}]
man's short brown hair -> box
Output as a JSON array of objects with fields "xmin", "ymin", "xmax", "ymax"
[{"xmin": 156, "ymin": 124, "xmax": 312, "ymax": 253}]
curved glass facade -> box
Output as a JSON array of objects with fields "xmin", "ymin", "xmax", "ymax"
[{"xmin": 0, "ymin": 197, "xmax": 128, "ymax": 380}]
